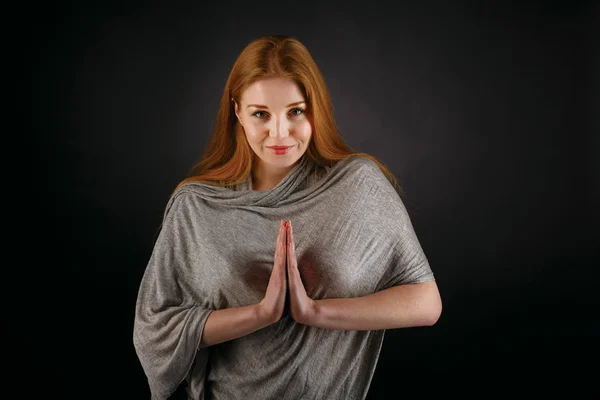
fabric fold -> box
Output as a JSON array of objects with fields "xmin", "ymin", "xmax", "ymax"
[{"xmin": 133, "ymin": 154, "xmax": 435, "ymax": 400}]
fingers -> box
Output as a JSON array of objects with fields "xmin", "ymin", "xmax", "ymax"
[
  {"xmin": 276, "ymin": 220, "xmax": 284, "ymax": 251},
  {"xmin": 286, "ymin": 220, "xmax": 297, "ymax": 271},
  {"xmin": 277, "ymin": 219, "xmax": 284, "ymax": 242},
  {"xmin": 275, "ymin": 220, "xmax": 287, "ymax": 267},
  {"xmin": 286, "ymin": 220, "xmax": 302, "ymax": 299}
]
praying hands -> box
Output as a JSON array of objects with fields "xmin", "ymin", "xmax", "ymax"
[
  {"xmin": 260, "ymin": 219, "xmax": 442, "ymax": 331},
  {"xmin": 285, "ymin": 220, "xmax": 318, "ymax": 325},
  {"xmin": 258, "ymin": 219, "xmax": 316, "ymax": 325}
]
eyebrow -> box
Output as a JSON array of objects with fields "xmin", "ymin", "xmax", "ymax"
[{"xmin": 246, "ymin": 101, "xmax": 306, "ymax": 109}]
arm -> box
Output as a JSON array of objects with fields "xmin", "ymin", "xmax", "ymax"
[
  {"xmin": 286, "ymin": 221, "xmax": 442, "ymax": 330},
  {"xmin": 302, "ymin": 280, "xmax": 442, "ymax": 330},
  {"xmin": 199, "ymin": 304, "xmax": 274, "ymax": 347},
  {"xmin": 200, "ymin": 219, "xmax": 289, "ymax": 347},
  {"xmin": 134, "ymin": 196, "xmax": 285, "ymax": 398}
]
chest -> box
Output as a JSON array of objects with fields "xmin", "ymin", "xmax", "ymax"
[{"xmin": 198, "ymin": 203, "xmax": 391, "ymax": 307}]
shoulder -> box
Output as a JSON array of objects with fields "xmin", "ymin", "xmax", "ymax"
[
  {"xmin": 343, "ymin": 155, "xmax": 400, "ymax": 198},
  {"xmin": 343, "ymin": 154, "xmax": 378, "ymax": 168},
  {"xmin": 343, "ymin": 155, "xmax": 385, "ymax": 178},
  {"xmin": 163, "ymin": 183, "xmax": 205, "ymax": 220}
]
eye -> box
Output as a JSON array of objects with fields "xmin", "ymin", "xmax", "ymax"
[
  {"xmin": 252, "ymin": 111, "xmax": 267, "ymax": 119},
  {"xmin": 251, "ymin": 108, "xmax": 305, "ymax": 119}
]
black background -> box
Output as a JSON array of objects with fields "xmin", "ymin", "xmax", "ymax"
[{"xmin": 28, "ymin": 0, "xmax": 598, "ymax": 398}]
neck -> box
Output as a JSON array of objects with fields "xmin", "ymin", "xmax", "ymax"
[{"xmin": 251, "ymin": 159, "xmax": 299, "ymax": 191}]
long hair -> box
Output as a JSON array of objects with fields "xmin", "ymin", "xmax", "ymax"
[{"xmin": 172, "ymin": 34, "xmax": 401, "ymax": 196}]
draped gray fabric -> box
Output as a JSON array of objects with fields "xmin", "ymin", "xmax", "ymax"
[{"xmin": 133, "ymin": 155, "xmax": 435, "ymax": 400}]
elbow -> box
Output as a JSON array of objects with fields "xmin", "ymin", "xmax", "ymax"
[
  {"xmin": 413, "ymin": 282, "xmax": 442, "ymax": 327},
  {"xmin": 425, "ymin": 298, "xmax": 442, "ymax": 326},
  {"xmin": 423, "ymin": 291, "xmax": 442, "ymax": 326}
]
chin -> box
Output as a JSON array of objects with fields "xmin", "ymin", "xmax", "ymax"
[{"xmin": 267, "ymin": 155, "xmax": 299, "ymax": 168}]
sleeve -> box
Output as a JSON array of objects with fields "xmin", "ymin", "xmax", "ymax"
[
  {"xmin": 357, "ymin": 157, "xmax": 435, "ymax": 290},
  {"xmin": 133, "ymin": 191, "xmax": 214, "ymax": 400},
  {"xmin": 379, "ymin": 192, "xmax": 435, "ymax": 289}
]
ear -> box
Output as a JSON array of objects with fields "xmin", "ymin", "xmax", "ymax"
[{"xmin": 232, "ymin": 98, "xmax": 242, "ymax": 125}]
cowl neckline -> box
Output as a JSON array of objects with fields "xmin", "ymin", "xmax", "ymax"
[
  {"xmin": 134, "ymin": 151, "xmax": 436, "ymax": 400},
  {"xmin": 172, "ymin": 155, "xmax": 317, "ymax": 208}
]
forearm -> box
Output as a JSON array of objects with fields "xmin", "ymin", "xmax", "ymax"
[
  {"xmin": 307, "ymin": 280, "xmax": 442, "ymax": 331},
  {"xmin": 199, "ymin": 304, "xmax": 270, "ymax": 348}
]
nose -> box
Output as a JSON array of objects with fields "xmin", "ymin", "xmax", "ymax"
[{"xmin": 269, "ymin": 117, "xmax": 289, "ymax": 138}]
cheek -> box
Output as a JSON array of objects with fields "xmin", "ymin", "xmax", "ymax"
[
  {"xmin": 297, "ymin": 121, "xmax": 312, "ymax": 141},
  {"xmin": 243, "ymin": 124, "xmax": 262, "ymax": 142}
]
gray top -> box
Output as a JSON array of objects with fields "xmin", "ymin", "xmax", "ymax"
[{"xmin": 133, "ymin": 155, "xmax": 435, "ymax": 400}]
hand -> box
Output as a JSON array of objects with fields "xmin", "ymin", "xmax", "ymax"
[
  {"xmin": 258, "ymin": 220, "xmax": 288, "ymax": 325},
  {"xmin": 286, "ymin": 220, "xmax": 317, "ymax": 325}
]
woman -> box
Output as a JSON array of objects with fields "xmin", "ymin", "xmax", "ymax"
[{"xmin": 133, "ymin": 34, "xmax": 442, "ymax": 400}]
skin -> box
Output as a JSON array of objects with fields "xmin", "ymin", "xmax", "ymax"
[
  {"xmin": 234, "ymin": 76, "xmax": 312, "ymax": 191},
  {"xmin": 285, "ymin": 221, "xmax": 443, "ymax": 330},
  {"xmin": 199, "ymin": 78, "xmax": 442, "ymax": 348}
]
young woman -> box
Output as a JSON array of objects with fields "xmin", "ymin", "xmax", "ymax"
[{"xmin": 133, "ymin": 34, "xmax": 442, "ymax": 400}]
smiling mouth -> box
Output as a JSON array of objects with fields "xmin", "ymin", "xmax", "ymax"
[{"xmin": 268, "ymin": 146, "xmax": 293, "ymax": 155}]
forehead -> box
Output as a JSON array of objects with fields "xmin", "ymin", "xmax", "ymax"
[{"xmin": 241, "ymin": 77, "xmax": 305, "ymax": 106}]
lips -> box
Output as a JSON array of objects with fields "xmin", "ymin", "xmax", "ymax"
[{"xmin": 267, "ymin": 146, "xmax": 292, "ymax": 150}]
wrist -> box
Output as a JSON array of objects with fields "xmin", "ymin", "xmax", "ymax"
[
  {"xmin": 256, "ymin": 302, "xmax": 277, "ymax": 327},
  {"xmin": 300, "ymin": 299, "xmax": 320, "ymax": 326}
]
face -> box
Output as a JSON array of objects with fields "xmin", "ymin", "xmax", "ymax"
[{"xmin": 234, "ymin": 76, "xmax": 312, "ymax": 179}]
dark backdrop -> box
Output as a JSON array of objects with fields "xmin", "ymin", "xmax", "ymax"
[{"xmin": 30, "ymin": 1, "xmax": 598, "ymax": 398}]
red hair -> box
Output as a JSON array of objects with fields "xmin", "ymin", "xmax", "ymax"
[{"xmin": 173, "ymin": 34, "xmax": 400, "ymax": 195}]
